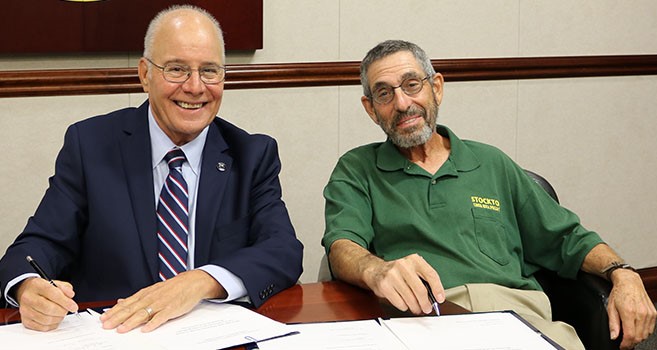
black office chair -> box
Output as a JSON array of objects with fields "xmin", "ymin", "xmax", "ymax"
[{"xmin": 525, "ymin": 169, "xmax": 619, "ymax": 350}]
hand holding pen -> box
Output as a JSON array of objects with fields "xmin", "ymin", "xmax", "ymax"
[{"xmin": 24, "ymin": 255, "xmax": 80, "ymax": 317}]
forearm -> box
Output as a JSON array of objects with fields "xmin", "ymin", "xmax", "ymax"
[
  {"xmin": 580, "ymin": 243, "xmax": 630, "ymax": 280},
  {"xmin": 328, "ymin": 239, "xmax": 383, "ymax": 290}
]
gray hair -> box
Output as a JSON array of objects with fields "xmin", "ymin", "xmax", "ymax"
[
  {"xmin": 360, "ymin": 40, "xmax": 436, "ymax": 98},
  {"xmin": 143, "ymin": 5, "xmax": 225, "ymax": 62}
]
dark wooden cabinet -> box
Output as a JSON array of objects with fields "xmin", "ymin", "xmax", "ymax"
[{"xmin": 0, "ymin": 0, "xmax": 262, "ymax": 54}]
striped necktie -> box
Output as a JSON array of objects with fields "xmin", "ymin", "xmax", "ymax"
[{"xmin": 157, "ymin": 148, "xmax": 189, "ymax": 280}]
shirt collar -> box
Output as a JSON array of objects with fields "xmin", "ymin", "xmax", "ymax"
[
  {"xmin": 148, "ymin": 107, "xmax": 208, "ymax": 176},
  {"xmin": 376, "ymin": 124, "xmax": 480, "ymax": 174}
]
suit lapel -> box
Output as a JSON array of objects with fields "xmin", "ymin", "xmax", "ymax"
[
  {"xmin": 119, "ymin": 102, "xmax": 158, "ymax": 281},
  {"xmin": 194, "ymin": 119, "xmax": 232, "ymax": 265}
]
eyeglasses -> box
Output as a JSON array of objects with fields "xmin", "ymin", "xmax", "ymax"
[
  {"xmin": 145, "ymin": 57, "xmax": 226, "ymax": 85},
  {"xmin": 369, "ymin": 76, "xmax": 430, "ymax": 105}
]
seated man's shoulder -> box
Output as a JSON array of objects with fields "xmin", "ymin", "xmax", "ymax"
[
  {"xmin": 74, "ymin": 105, "xmax": 143, "ymax": 129},
  {"xmin": 345, "ymin": 141, "xmax": 385, "ymax": 157},
  {"xmin": 462, "ymin": 138, "xmax": 513, "ymax": 161},
  {"xmin": 337, "ymin": 142, "xmax": 383, "ymax": 165},
  {"xmin": 462, "ymin": 138, "xmax": 502, "ymax": 152}
]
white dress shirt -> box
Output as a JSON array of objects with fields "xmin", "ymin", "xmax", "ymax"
[{"xmin": 149, "ymin": 109, "xmax": 248, "ymax": 302}]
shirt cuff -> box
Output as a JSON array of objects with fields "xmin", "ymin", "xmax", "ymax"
[
  {"xmin": 196, "ymin": 265, "xmax": 249, "ymax": 303},
  {"xmin": 4, "ymin": 273, "xmax": 39, "ymax": 307}
]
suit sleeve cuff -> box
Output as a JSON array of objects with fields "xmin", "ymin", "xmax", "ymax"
[{"xmin": 4, "ymin": 273, "xmax": 39, "ymax": 307}]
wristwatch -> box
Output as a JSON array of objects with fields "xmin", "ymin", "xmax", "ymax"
[{"xmin": 600, "ymin": 261, "xmax": 636, "ymax": 280}]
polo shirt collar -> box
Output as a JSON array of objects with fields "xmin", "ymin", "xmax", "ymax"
[{"xmin": 376, "ymin": 125, "xmax": 480, "ymax": 174}]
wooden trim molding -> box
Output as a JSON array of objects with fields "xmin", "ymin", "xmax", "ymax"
[
  {"xmin": 1, "ymin": 55, "xmax": 656, "ymax": 98},
  {"xmin": 638, "ymin": 267, "xmax": 657, "ymax": 302}
]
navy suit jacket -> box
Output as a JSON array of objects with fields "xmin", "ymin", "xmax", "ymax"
[{"xmin": 0, "ymin": 102, "xmax": 303, "ymax": 307}]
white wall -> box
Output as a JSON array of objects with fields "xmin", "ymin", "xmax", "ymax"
[{"xmin": 1, "ymin": 1, "xmax": 656, "ymax": 283}]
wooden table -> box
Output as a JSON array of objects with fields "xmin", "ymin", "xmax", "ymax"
[
  {"xmin": 1, "ymin": 280, "xmax": 469, "ymax": 348},
  {"xmin": 255, "ymin": 280, "xmax": 468, "ymax": 323}
]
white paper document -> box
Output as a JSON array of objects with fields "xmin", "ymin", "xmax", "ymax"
[
  {"xmin": 256, "ymin": 319, "xmax": 406, "ymax": 350},
  {"xmin": 0, "ymin": 301, "xmax": 293, "ymax": 350},
  {"xmin": 258, "ymin": 311, "xmax": 559, "ymax": 350},
  {"xmin": 380, "ymin": 312, "xmax": 559, "ymax": 350}
]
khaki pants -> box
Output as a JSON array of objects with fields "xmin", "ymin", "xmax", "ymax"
[{"xmin": 445, "ymin": 283, "xmax": 584, "ymax": 350}]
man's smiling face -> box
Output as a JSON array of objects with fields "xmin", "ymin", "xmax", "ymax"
[
  {"xmin": 138, "ymin": 10, "xmax": 224, "ymax": 146},
  {"xmin": 361, "ymin": 51, "xmax": 442, "ymax": 149}
]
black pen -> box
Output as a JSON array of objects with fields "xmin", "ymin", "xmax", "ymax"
[
  {"xmin": 421, "ymin": 279, "xmax": 441, "ymax": 316},
  {"xmin": 26, "ymin": 255, "xmax": 80, "ymax": 318}
]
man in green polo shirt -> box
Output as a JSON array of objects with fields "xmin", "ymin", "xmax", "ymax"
[{"xmin": 322, "ymin": 40, "xmax": 655, "ymax": 350}]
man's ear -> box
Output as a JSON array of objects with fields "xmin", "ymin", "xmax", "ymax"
[
  {"xmin": 138, "ymin": 58, "xmax": 150, "ymax": 93},
  {"xmin": 432, "ymin": 72, "xmax": 445, "ymax": 105},
  {"xmin": 361, "ymin": 96, "xmax": 380, "ymax": 125}
]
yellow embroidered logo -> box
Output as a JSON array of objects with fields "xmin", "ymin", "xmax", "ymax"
[{"xmin": 471, "ymin": 196, "xmax": 501, "ymax": 212}]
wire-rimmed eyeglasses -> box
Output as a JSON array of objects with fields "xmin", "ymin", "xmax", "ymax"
[
  {"xmin": 145, "ymin": 57, "xmax": 226, "ymax": 85},
  {"xmin": 369, "ymin": 76, "xmax": 430, "ymax": 105}
]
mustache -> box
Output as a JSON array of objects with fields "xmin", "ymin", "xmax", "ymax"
[{"xmin": 392, "ymin": 106, "xmax": 426, "ymax": 125}]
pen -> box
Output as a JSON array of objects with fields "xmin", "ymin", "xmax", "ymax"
[
  {"xmin": 26, "ymin": 255, "xmax": 80, "ymax": 318},
  {"xmin": 421, "ymin": 279, "xmax": 441, "ymax": 316}
]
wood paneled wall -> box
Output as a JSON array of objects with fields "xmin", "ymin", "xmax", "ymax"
[{"xmin": 1, "ymin": 54, "xmax": 656, "ymax": 299}]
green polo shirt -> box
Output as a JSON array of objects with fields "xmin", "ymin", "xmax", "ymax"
[{"xmin": 322, "ymin": 125, "xmax": 603, "ymax": 291}]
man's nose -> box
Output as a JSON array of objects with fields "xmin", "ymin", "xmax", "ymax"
[
  {"xmin": 392, "ymin": 87, "xmax": 413, "ymax": 111},
  {"xmin": 181, "ymin": 71, "xmax": 205, "ymax": 94}
]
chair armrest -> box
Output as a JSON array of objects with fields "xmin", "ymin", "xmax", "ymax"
[{"xmin": 535, "ymin": 270, "xmax": 620, "ymax": 350}]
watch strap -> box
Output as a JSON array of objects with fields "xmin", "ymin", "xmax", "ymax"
[{"xmin": 600, "ymin": 261, "xmax": 636, "ymax": 280}]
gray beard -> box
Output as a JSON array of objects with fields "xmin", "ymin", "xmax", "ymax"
[
  {"xmin": 389, "ymin": 123, "xmax": 433, "ymax": 149},
  {"xmin": 383, "ymin": 104, "xmax": 439, "ymax": 149}
]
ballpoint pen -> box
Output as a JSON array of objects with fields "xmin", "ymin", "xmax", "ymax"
[
  {"xmin": 421, "ymin": 279, "xmax": 441, "ymax": 316},
  {"xmin": 26, "ymin": 255, "xmax": 81, "ymax": 318}
]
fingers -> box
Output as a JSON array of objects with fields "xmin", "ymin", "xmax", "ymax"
[
  {"xmin": 141, "ymin": 305, "xmax": 170, "ymax": 333},
  {"xmin": 618, "ymin": 309, "xmax": 637, "ymax": 349},
  {"xmin": 101, "ymin": 270, "xmax": 218, "ymax": 333},
  {"xmin": 101, "ymin": 286, "xmax": 156, "ymax": 333},
  {"xmin": 607, "ymin": 272, "xmax": 657, "ymax": 349},
  {"xmin": 20, "ymin": 305, "xmax": 65, "ymax": 331},
  {"xmin": 54, "ymin": 280, "xmax": 76, "ymax": 298},
  {"xmin": 116, "ymin": 304, "xmax": 157, "ymax": 334},
  {"xmin": 631, "ymin": 294, "xmax": 657, "ymax": 342},
  {"xmin": 618, "ymin": 295, "xmax": 657, "ymax": 349},
  {"xmin": 52, "ymin": 280, "xmax": 79, "ymax": 312},
  {"xmin": 374, "ymin": 273, "xmax": 413, "ymax": 312},
  {"xmin": 16, "ymin": 278, "xmax": 78, "ymax": 331},
  {"xmin": 366, "ymin": 254, "xmax": 443, "ymax": 315},
  {"xmin": 412, "ymin": 259, "xmax": 445, "ymax": 314},
  {"xmin": 607, "ymin": 298, "xmax": 622, "ymax": 340},
  {"xmin": 643, "ymin": 300, "xmax": 657, "ymax": 341},
  {"xmin": 417, "ymin": 266, "xmax": 445, "ymax": 303}
]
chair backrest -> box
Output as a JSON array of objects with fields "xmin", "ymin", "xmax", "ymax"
[
  {"xmin": 524, "ymin": 169, "xmax": 618, "ymax": 349},
  {"xmin": 524, "ymin": 169, "xmax": 559, "ymax": 203}
]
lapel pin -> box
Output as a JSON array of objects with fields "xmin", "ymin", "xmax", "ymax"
[{"xmin": 216, "ymin": 162, "xmax": 226, "ymax": 172}]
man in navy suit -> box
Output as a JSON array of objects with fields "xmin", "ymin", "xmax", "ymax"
[{"xmin": 0, "ymin": 5, "xmax": 303, "ymax": 333}]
